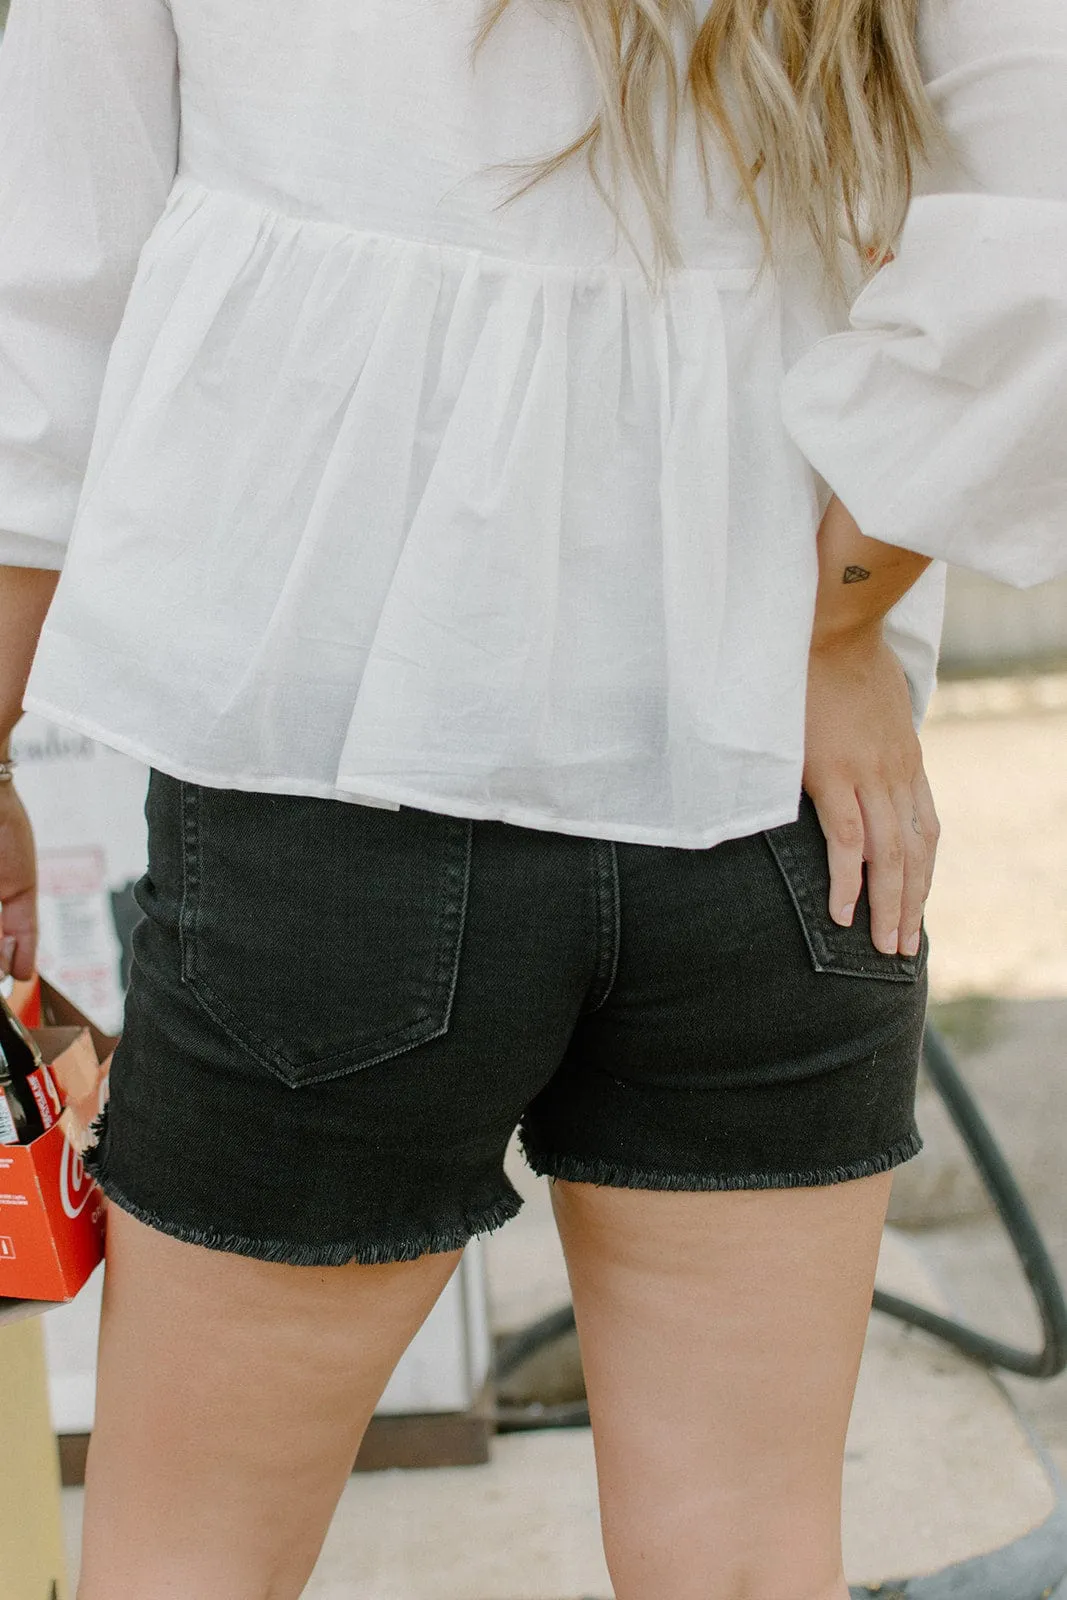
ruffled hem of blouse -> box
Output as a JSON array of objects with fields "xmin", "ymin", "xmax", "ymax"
[
  {"xmin": 29, "ymin": 175, "xmax": 830, "ymax": 841},
  {"xmin": 19, "ymin": 691, "xmax": 812, "ymax": 850}
]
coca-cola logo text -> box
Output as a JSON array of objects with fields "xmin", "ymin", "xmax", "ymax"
[{"xmin": 60, "ymin": 1136, "xmax": 93, "ymax": 1220}]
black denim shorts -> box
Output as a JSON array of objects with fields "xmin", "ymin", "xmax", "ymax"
[{"xmin": 84, "ymin": 770, "xmax": 928, "ymax": 1266}]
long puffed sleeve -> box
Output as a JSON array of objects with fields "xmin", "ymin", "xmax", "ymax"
[
  {"xmin": 780, "ymin": 0, "xmax": 1067, "ymax": 588},
  {"xmin": 0, "ymin": 0, "xmax": 179, "ymax": 570}
]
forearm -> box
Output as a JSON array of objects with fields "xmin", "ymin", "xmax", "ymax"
[
  {"xmin": 811, "ymin": 496, "xmax": 932, "ymax": 652},
  {"xmin": 0, "ymin": 566, "xmax": 59, "ymax": 753}
]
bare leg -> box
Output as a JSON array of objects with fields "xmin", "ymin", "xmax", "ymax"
[
  {"xmin": 78, "ymin": 1204, "xmax": 461, "ymax": 1600},
  {"xmin": 552, "ymin": 1171, "xmax": 893, "ymax": 1600}
]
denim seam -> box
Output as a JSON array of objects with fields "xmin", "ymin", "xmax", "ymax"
[
  {"xmin": 762, "ymin": 828, "xmax": 928, "ymax": 984},
  {"xmin": 177, "ymin": 777, "xmax": 197, "ymax": 987},
  {"xmin": 181, "ymin": 977, "xmax": 450, "ymax": 1083},
  {"xmin": 520, "ymin": 1126, "xmax": 925, "ymax": 1192},
  {"xmin": 437, "ymin": 815, "xmax": 474, "ymax": 1034},
  {"xmin": 176, "ymin": 789, "xmax": 474, "ymax": 1085},
  {"xmin": 585, "ymin": 839, "xmax": 621, "ymax": 1014}
]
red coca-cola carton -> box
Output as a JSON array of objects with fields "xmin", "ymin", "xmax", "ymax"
[
  {"xmin": 0, "ymin": 977, "xmax": 118, "ymax": 1303},
  {"xmin": 7, "ymin": 974, "xmax": 42, "ymax": 1029}
]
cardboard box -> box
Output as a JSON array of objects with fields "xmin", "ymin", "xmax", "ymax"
[
  {"xmin": 7, "ymin": 972, "xmax": 42, "ymax": 1028},
  {"xmin": 0, "ymin": 979, "xmax": 119, "ymax": 1303}
]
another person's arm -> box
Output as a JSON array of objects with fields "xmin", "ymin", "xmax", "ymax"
[{"xmin": 0, "ymin": 567, "xmax": 58, "ymax": 978}]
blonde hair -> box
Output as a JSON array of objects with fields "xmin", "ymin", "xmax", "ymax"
[{"xmin": 474, "ymin": 0, "xmax": 945, "ymax": 295}]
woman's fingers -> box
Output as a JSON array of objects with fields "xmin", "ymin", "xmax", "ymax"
[
  {"xmin": 0, "ymin": 891, "xmax": 37, "ymax": 980},
  {"xmin": 812, "ymin": 770, "xmax": 937, "ymax": 954},
  {"xmin": 857, "ymin": 788, "xmax": 907, "ymax": 955},
  {"xmin": 912, "ymin": 767, "xmax": 941, "ymax": 903},
  {"xmin": 893, "ymin": 784, "xmax": 929, "ymax": 956},
  {"xmin": 810, "ymin": 791, "xmax": 865, "ymax": 928},
  {"xmin": 803, "ymin": 627, "xmax": 938, "ymax": 955}
]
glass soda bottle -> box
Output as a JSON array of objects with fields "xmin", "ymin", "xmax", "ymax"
[{"xmin": 0, "ymin": 990, "xmax": 61, "ymax": 1145}]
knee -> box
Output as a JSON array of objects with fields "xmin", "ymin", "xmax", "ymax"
[
  {"xmin": 601, "ymin": 1509, "xmax": 848, "ymax": 1600},
  {"xmin": 608, "ymin": 1560, "xmax": 847, "ymax": 1600}
]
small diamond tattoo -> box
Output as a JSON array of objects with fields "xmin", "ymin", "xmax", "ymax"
[{"xmin": 843, "ymin": 565, "xmax": 872, "ymax": 584}]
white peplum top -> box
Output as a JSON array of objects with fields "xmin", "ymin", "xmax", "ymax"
[{"xmin": 0, "ymin": 0, "xmax": 1064, "ymax": 845}]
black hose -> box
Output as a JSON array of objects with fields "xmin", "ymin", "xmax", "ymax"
[
  {"xmin": 495, "ymin": 1305, "xmax": 578, "ymax": 1381},
  {"xmin": 493, "ymin": 1305, "xmax": 586, "ymax": 1431},
  {"xmin": 493, "ymin": 1019, "xmax": 1067, "ymax": 1431},
  {"xmin": 871, "ymin": 1021, "xmax": 1067, "ymax": 1379}
]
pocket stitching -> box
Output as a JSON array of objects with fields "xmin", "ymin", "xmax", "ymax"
[
  {"xmin": 763, "ymin": 820, "xmax": 927, "ymax": 985},
  {"xmin": 177, "ymin": 782, "xmax": 474, "ymax": 1085}
]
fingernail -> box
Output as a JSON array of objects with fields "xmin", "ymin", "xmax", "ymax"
[
  {"xmin": 835, "ymin": 903, "xmax": 856, "ymax": 927},
  {"xmin": 0, "ymin": 936, "xmax": 15, "ymax": 976},
  {"xmin": 901, "ymin": 931, "xmax": 921, "ymax": 957},
  {"xmin": 878, "ymin": 929, "xmax": 899, "ymax": 955}
]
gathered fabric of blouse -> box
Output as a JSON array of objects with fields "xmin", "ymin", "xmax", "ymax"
[{"xmin": 0, "ymin": 0, "xmax": 1064, "ymax": 847}]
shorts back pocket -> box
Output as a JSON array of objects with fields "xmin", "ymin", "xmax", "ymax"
[
  {"xmin": 177, "ymin": 780, "xmax": 473, "ymax": 1086},
  {"xmin": 763, "ymin": 790, "xmax": 928, "ymax": 983}
]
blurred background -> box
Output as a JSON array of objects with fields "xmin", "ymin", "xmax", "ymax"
[
  {"xmin": 0, "ymin": 0, "xmax": 1065, "ymax": 1579},
  {"xmin": 885, "ymin": 567, "xmax": 1067, "ymax": 1478}
]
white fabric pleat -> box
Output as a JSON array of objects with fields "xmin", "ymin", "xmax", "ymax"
[{"xmin": 0, "ymin": 0, "xmax": 1063, "ymax": 843}]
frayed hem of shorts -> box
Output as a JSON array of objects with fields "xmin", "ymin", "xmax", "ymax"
[
  {"xmin": 518, "ymin": 1128, "xmax": 924, "ymax": 1193},
  {"xmin": 86, "ymin": 1170, "xmax": 524, "ymax": 1266}
]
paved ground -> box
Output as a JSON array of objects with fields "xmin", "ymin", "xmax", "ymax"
[
  {"xmin": 894, "ymin": 996, "xmax": 1067, "ymax": 1482},
  {"xmin": 902, "ymin": 675, "xmax": 1067, "ymax": 1480},
  {"xmin": 920, "ymin": 673, "xmax": 1067, "ymax": 999}
]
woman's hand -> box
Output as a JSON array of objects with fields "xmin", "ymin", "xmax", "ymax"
[
  {"xmin": 0, "ymin": 783, "xmax": 39, "ymax": 980},
  {"xmin": 803, "ymin": 621, "xmax": 939, "ymax": 957}
]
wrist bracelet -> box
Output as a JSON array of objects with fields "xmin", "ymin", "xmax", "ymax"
[{"xmin": 0, "ymin": 757, "xmax": 17, "ymax": 784}]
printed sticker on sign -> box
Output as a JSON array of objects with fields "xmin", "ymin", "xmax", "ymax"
[{"xmin": 35, "ymin": 848, "xmax": 126, "ymax": 1030}]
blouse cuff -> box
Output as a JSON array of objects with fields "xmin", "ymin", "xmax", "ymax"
[
  {"xmin": 780, "ymin": 192, "xmax": 1067, "ymax": 589},
  {"xmin": 0, "ymin": 529, "xmax": 67, "ymax": 571}
]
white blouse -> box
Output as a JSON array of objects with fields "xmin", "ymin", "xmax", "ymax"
[{"xmin": 0, "ymin": 0, "xmax": 1064, "ymax": 847}]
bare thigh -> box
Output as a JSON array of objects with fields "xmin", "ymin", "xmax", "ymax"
[
  {"xmin": 78, "ymin": 1204, "xmax": 460, "ymax": 1600},
  {"xmin": 552, "ymin": 1171, "xmax": 894, "ymax": 1600}
]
